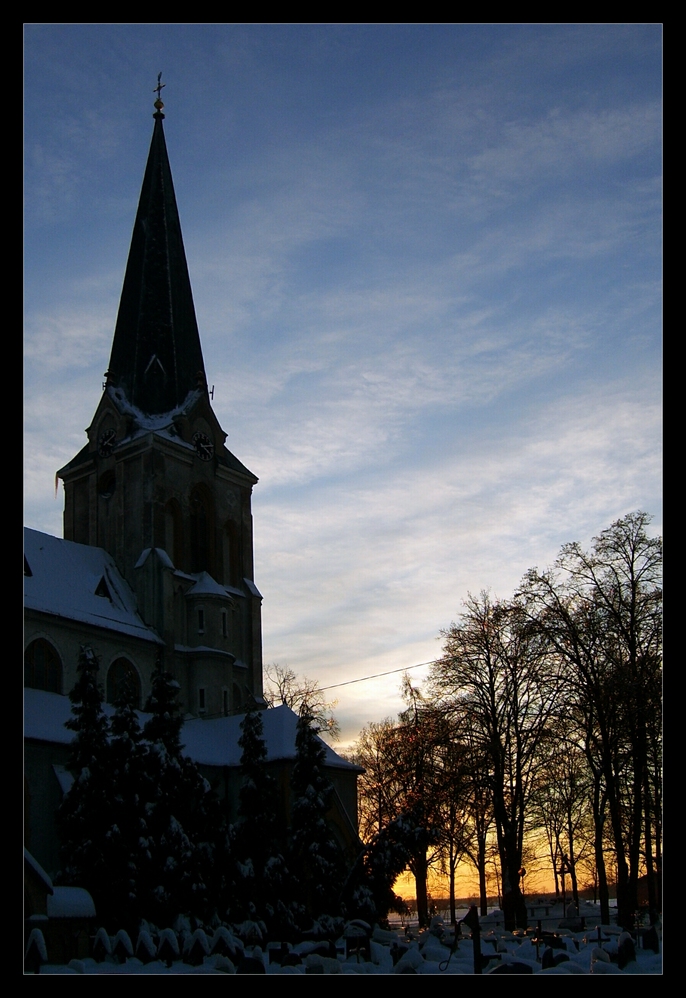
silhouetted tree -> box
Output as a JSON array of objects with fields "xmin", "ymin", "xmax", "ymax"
[
  {"xmin": 138, "ymin": 662, "xmax": 222, "ymax": 924},
  {"xmin": 519, "ymin": 511, "xmax": 662, "ymax": 928},
  {"xmin": 289, "ymin": 710, "xmax": 345, "ymax": 920},
  {"xmin": 232, "ymin": 705, "xmax": 286, "ymax": 920},
  {"xmin": 430, "ymin": 593, "xmax": 559, "ymax": 930},
  {"xmin": 56, "ymin": 646, "xmax": 114, "ymax": 913}
]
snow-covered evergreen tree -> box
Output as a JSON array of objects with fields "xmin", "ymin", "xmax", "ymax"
[
  {"xmin": 138, "ymin": 661, "xmax": 222, "ymax": 924},
  {"xmin": 289, "ymin": 709, "xmax": 345, "ymax": 920},
  {"xmin": 106, "ymin": 672, "xmax": 147, "ymax": 929},
  {"xmin": 56, "ymin": 646, "xmax": 114, "ymax": 905},
  {"xmin": 231, "ymin": 705, "xmax": 286, "ymax": 920}
]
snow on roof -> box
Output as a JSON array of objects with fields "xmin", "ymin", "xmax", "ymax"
[
  {"xmin": 186, "ymin": 572, "xmax": 234, "ymax": 598},
  {"xmin": 182, "ymin": 704, "xmax": 359, "ymax": 771},
  {"xmin": 174, "ymin": 644, "xmax": 236, "ymax": 659},
  {"xmin": 135, "ymin": 547, "xmax": 175, "ymax": 570},
  {"xmin": 24, "ymin": 528, "xmax": 162, "ymax": 644},
  {"xmin": 47, "ymin": 886, "xmax": 96, "ymax": 919},
  {"xmin": 106, "ymin": 383, "xmax": 203, "ymax": 431},
  {"xmin": 25, "ymin": 689, "xmax": 115, "ymax": 745},
  {"xmin": 243, "ymin": 578, "xmax": 262, "ymax": 599},
  {"xmin": 24, "ymin": 690, "xmax": 357, "ymax": 772},
  {"xmin": 24, "ymin": 848, "xmax": 54, "ymax": 892},
  {"xmin": 53, "ymin": 764, "xmax": 74, "ymax": 794}
]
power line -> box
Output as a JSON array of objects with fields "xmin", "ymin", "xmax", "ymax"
[{"xmin": 319, "ymin": 660, "xmax": 438, "ymax": 693}]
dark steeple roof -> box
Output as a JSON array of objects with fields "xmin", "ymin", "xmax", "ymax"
[{"xmin": 105, "ymin": 110, "xmax": 206, "ymax": 417}]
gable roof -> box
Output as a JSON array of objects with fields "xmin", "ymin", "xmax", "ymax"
[
  {"xmin": 182, "ymin": 704, "xmax": 360, "ymax": 771},
  {"xmin": 24, "ymin": 689, "xmax": 358, "ymax": 772},
  {"xmin": 24, "ymin": 528, "xmax": 161, "ymax": 644}
]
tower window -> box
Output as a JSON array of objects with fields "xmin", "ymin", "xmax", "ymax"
[
  {"xmin": 197, "ymin": 608, "xmax": 205, "ymax": 633},
  {"xmin": 98, "ymin": 471, "xmax": 116, "ymax": 500},
  {"xmin": 198, "ymin": 687, "xmax": 206, "ymax": 713},
  {"xmin": 223, "ymin": 689, "xmax": 229, "ymax": 717},
  {"xmin": 190, "ymin": 487, "xmax": 213, "ymax": 574},
  {"xmin": 221, "ymin": 608, "xmax": 227, "ymax": 638},
  {"xmin": 164, "ymin": 499, "xmax": 183, "ymax": 568},
  {"xmin": 94, "ymin": 576, "xmax": 112, "ymax": 600}
]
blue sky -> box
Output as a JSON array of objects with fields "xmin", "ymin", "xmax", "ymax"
[{"xmin": 24, "ymin": 24, "xmax": 662, "ymax": 746}]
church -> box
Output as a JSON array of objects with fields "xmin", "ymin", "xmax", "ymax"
[{"xmin": 24, "ymin": 94, "xmax": 359, "ymax": 880}]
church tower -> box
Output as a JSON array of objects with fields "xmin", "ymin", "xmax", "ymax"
[{"xmin": 57, "ymin": 93, "xmax": 263, "ymax": 716}]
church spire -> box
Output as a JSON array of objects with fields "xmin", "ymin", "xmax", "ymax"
[{"xmin": 105, "ymin": 81, "xmax": 207, "ymax": 417}]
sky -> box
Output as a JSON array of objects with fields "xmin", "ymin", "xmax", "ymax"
[{"xmin": 24, "ymin": 24, "xmax": 662, "ymax": 749}]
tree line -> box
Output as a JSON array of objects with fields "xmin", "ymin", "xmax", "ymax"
[{"xmin": 350, "ymin": 512, "xmax": 662, "ymax": 933}]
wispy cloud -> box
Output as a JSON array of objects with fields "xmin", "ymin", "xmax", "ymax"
[{"xmin": 24, "ymin": 26, "xmax": 661, "ymax": 747}]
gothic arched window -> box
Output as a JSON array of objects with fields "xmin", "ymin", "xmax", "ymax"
[
  {"xmin": 106, "ymin": 658, "xmax": 142, "ymax": 708},
  {"xmin": 233, "ymin": 682, "xmax": 242, "ymax": 712},
  {"xmin": 24, "ymin": 639, "xmax": 63, "ymax": 694},
  {"xmin": 223, "ymin": 519, "xmax": 242, "ymax": 587},
  {"xmin": 164, "ymin": 498, "xmax": 183, "ymax": 568},
  {"xmin": 190, "ymin": 486, "xmax": 214, "ymax": 574}
]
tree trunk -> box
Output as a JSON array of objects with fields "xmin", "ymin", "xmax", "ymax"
[
  {"xmin": 449, "ymin": 849, "xmax": 456, "ymax": 925},
  {"xmin": 414, "ymin": 850, "xmax": 430, "ymax": 927},
  {"xmin": 478, "ymin": 842, "xmax": 488, "ymax": 917},
  {"xmin": 501, "ymin": 858, "xmax": 527, "ymax": 931},
  {"xmin": 643, "ymin": 774, "xmax": 657, "ymax": 924},
  {"xmin": 592, "ymin": 806, "xmax": 610, "ymax": 925},
  {"xmin": 566, "ymin": 815, "xmax": 579, "ymax": 912}
]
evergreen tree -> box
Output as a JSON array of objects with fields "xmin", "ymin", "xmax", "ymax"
[
  {"xmin": 139, "ymin": 661, "xmax": 221, "ymax": 924},
  {"xmin": 289, "ymin": 710, "xmax": 345, "ymax": 919},
  {"xmin": 106, "ymin": 673, "xmax": 147, "ymax": 929},
  {"xmin": 342, "ymin": 813, "xmax": 418, "ymax": 925},
  {"xmin": 232, "ymin": 705, "xmax": 286, "ymax": 920},
  {"xmin": 56, "ymin": 646, "xmax": 114, "ymax": 910}
]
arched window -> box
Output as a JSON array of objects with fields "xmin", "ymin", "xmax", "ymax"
[
  {"xmin": 223, "ymin": 519, "xmax": 242, "ymax": 587},
  {"xmin": 190, "ymin": 486, "xmax": 214, "ymax": 574},
  {"xmin": 106, "ymin": 658, "xmax": 142, "ymax": 708},
  {"xmin": 24, "ymin": 639, "xmax": 63, "ymax": 693},
  {"xmin": 164, "ymin": 498, "xmax": 183, "ymax": 568},
  {"xmin": 233, "ymin": 682, "xmax": 242, "ymax": 712}
]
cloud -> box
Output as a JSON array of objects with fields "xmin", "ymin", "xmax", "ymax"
[{"xmin": 254, "ymin": 373, "xmax": 660, "ymax": 743}]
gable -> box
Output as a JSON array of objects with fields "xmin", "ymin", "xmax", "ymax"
[{"xmin": 24, "ymin": 528, "xmax": 160, "ymax": 645}]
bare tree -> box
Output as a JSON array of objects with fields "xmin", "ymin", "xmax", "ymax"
[
  {"xmin": 531, "ymin": 737, "xmax": 595, "ymax": 911},
  {"xmin": 263, "ymin": 663, "xmax": 340, "ymax": 740},
  {"xmin": 519, "ymin": 511, "xmax": 662, "ymax": 928},
  {"xmin": 351, "ymin": 718, "xmax": 406, "ymax": 843},
  {"xmin": 430, "ymin": 592, "xmax": 560, "ymax": 930},
  {"xmin": 350, "ymin": 680, "xmax": 450, "ymax": 927}
]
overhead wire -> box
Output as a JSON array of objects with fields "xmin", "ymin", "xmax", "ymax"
[{"xmin": 318, "ymin": 659, "xmax": 439, "ymax": 693}]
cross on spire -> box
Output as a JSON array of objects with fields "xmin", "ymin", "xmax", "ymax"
[{"xmin": 153, "ymin": 73, "xmax": 165, "ymax": 117}]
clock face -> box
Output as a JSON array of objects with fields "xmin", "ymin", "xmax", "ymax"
[
  {"xmin": 193, "ymin": 431, "xmax": 214, "ymax": 461},
  {"xmin": 98, "ymin": 428, "xmax": 117, "ymax": 457}
]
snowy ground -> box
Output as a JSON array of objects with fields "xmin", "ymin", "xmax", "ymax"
[{"xmin": 33, "ymin": 900, "xmax": 662, "ymax": 974}]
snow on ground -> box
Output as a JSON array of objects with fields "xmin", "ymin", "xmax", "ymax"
[{"xmin": 34, "ymin": 900, "xmax": 662, "ymax": 974}]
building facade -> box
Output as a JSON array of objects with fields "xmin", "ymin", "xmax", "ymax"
[
  {"xmin": 27, "ymin": 103, "xmax": 263, "ymax": 718},
  {"xmin": 25, "ymin": 100, "xmax": 359, "ymax": 880}
]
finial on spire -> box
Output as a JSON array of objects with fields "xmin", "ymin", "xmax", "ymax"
[{"xmin": 153, "ymin": 72, "xmax": 165, "ymax": 118}]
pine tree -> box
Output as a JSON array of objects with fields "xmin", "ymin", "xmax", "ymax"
[
  {"xmin": 232, "ymin": 705, "xmax": 285, "ymax": 919},
  {"xmin": 56, "ymin": 646, "xmax": 114, "ymax": 911},
  {"xmin": 106, "ymin": 673, "xmax": 147, "ymax": 929},
  {"xmin": 138, "ymin": 661, "xmax": 221, "ymax": 924},
  {"xmin": 289, "ymin": 710, "xmax": 345, "ymax": 919}
]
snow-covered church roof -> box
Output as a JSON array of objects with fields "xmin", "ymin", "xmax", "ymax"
[
  {"xmin": 24, "ymin": 528, "xmax": 161, "ymax": 644},
  {"xmin": 24, "ymin": 690, "xmax": 358, "ymax": 772},
  {"xmin": 182, "ymin": 704, "xmax": 359, "ymax": 771}
]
